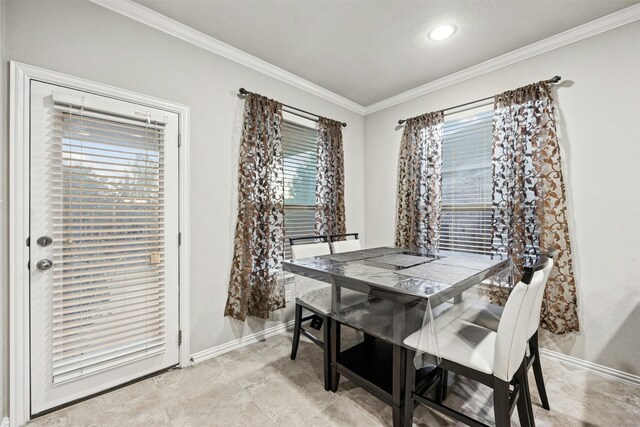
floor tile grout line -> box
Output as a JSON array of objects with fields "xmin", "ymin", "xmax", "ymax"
[
  {"xmin": 546, "ymin": 359, "xmax": 640, "ymax": 408},
  {"xmin": 149, "ymin": 376, "xmax": 177, "ymax": 427},
  {"xmin": 333, "ymin": 388, "xmax": 388, "ymax": 426}
]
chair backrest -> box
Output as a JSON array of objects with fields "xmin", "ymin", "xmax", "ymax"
[
  {"xmin": 526, "ymin": 256, "xmax": 555, "ymax": 339},
  {"xmin": 493, "ymin": 259, "xmax": 553, "ymax": 381},
  {"xmin": 290, "ymin": 241, "xmax": 331, "ymax": 260},
  {"xmin": 329, "ymin": 233, "xmax": 362, "ymax": 253}
]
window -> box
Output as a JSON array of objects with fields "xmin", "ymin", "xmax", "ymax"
[
  {"xmin": 50, "ymin": 96, "xmax": 173, "ymax": 383},
  {"xmin": 282, "ymin": 120, "xmax": 318, "ymax": 258},
  {"xmin": 440, "ymin": 109, "xmax": 493, "ymax": 254}
]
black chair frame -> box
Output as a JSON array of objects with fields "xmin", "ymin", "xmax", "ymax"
[
  {"xmin": 288, "ymin": 235, "xmax": 329, "ymax": 246},
  {"xmin": 328, "ymin": 233, "xmax": 359, "ymax": 241},
  {"xmin": 405, "ymin": 256, "xmax": 551, "ymax": 427},
  {"xmin": 440, "ymin": 254, "xmax": 552, "ymax": 411},
  {"xmin": 404, "ymin": 355, "xmax": 534, "ymax": 427},
  {"xmin": 289, "ymin": 234, "xmax": 332, "ymax": 390}
]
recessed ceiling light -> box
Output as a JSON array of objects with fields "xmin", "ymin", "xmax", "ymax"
[{"xmin": 428, "ymin": 24, "xmax": 457, "ymax": 41}]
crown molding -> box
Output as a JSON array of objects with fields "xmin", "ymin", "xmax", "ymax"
[
  {"xmin": 90, "ymin": 0, "xmax": 638, "ymax": 117},
  {"xmin": 364, "ymin": 3, "xmax": 640, "ymax": 114},
  {"xmin": 89, "ymin": 0, "xmax": 367, "ymax": 115}
]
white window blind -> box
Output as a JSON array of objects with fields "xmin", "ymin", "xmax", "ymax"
[
  {"xmin": 440, "ymin": 109, "xmax": 494, "ymax": 254},
  {"xmin": 51, "ymin": 101, "xmax": 167, "ymax": 383},
  {"xmin": 282, "ymin": 121, "xmax": 318, "ymax": 259}
]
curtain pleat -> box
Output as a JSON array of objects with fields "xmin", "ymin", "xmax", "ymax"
[
  {"xmin": 315, "ymin": 117, "xmax": 346, "ymax": 238},
  {"xmin": 395, "ymin": 112, "xmax": 444, "ymax": 251},
  {"xmin": 490, "ymin": 81, "xmax": 579, "ymax": 334},
  {"xmin": 225, "ymin": 93, "xmax": 285, "ymax": 321}
]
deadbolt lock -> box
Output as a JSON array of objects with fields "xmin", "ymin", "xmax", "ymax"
[{"xmin": 37, "ymin": 236, "xmax": 53, "ymax": 247}]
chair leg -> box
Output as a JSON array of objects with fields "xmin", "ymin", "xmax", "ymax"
[
  {"xmin": 322, "ymin": 315, "xmax": 331, "ymax": 391},
  {"xmin": 290, "ymin": 303, "xmax": 302, "ymax": 360},
  {"xmin": 493, "ymin": 378, "xmax": 511, "ymax": 427},
  {"xmin": 515, "ymin": 361, "xmax": 534, "ymax": 427},
  {"xmin": 530, "ymin": 332, "xmax": 550, "ymax": 410}
]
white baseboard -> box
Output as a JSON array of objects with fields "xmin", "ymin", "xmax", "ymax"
[
  {"xmin": 540, "ymin": 348, "xmax": 640, "ymax": 387},
  {"xmin": 188, "ymin": 321, "xmax": 640, "ymax": 389},
  {"xmin": 1, "ymin": 416, "xmax": 9, "ymax": 427},
  {"xmin": 190, "ymin": 320, "xmax": 295, "ymax": 365}
]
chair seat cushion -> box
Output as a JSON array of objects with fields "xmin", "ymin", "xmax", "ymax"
[
  {"xmin": 297, "ymin": 287, "xmax": 369, "ymax": 315},
  {"xmin": 404, "ymin": 318, "xmax": 496, "ymax": 375},
  {"xmin": 297, "ymin": 286, "xmax": 332, "ymax": 314},
  {"xmin": 452, "ymin": 300, "xmax": 503, "ymax": 332}
]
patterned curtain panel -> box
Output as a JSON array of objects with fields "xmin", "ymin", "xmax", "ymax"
[
  {"xmin": 395, "ymin": 112, "xmax": 444, "ymax": 250},
  {"xmin": 315, "ymin": 117, "xmax": 346, "ymax": 237},
  {"xmin": 225, "ymin": 93, "xmax": 286, "ymax": 321},
  {"xmin": 490, "ymin": 81, "xmax": 578, "ymax": 334}
]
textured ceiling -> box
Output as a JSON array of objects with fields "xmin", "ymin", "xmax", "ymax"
[{"xmin": 134, "ymin": 0, "xmax": 637, "ymax": 106}]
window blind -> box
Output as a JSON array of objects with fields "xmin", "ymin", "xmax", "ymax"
[
  {"xmin": 282, "ymin": 121, "xmax": 318, "ymax": 259},
  {"xmin": 51, "ymin": 101, "xmax": 168, "ymax": 383},
  {"xmin": 440, "ymin": 109, "xmax": 493, "ymax": 254}
]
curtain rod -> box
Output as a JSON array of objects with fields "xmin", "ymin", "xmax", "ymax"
[
  {"xmin": 397, "ymin": 75, "xmax": 561, "ymax": 125},
  {"xmin": 238, "ymin": 88, "xmax": 347, "ymax": 127}
]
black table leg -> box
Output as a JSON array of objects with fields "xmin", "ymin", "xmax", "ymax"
[
  {"xmin": 403, "ymin": 348, "xmax": 416, "ymax": 427},
  {"xmin": 392, "ymin": 344, "xmax": 407, "ymax": 427},
  {"xmin": 330, "ymin": 318, "xmax": 341, "ymax": 392}
]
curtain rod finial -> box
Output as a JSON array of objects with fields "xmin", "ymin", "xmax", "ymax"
[
  {"xmin": 549, "ymin": 76, "xmax": 561, "ymax": 83},
  {"xmin": 239, "ymin": 88, "xmax": 249, "ymax": 95},
  {"xmin": 398, "ymin": 119, "xmax": 406, "ymax": 125}
]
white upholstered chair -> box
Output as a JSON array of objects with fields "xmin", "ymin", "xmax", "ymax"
[
  {"xmin": 403, "ymin": 257, "xmax": 553, "ymax": 427},
  {"xmin": 329, "ymin": 232, "xmax": 362, "ymax": 253},
  {"xmin": 291, "ymin": 241, "xmax": 331, "ymax": 259},
  {"xmin": 288, "ymin": 236, "xmax": 333, "ymax": 390},
  {"xmin": 289, "ymin": 233, "xmax": 367, "ymax": 390},
  {"xmin": 452, "ymin": 254, "xmax": 555, "ymax": 410}
]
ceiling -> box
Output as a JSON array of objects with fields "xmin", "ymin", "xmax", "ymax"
[{"xmin": 134, "ymin": 0, "xmax": 637, "ymax": 106}]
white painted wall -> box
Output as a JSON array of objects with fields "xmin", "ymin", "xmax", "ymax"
[
  {"xmin": 364, "ymin": 21, "xmax": 640, "ymax": 375},
  {"xmin": 0, "ymin": 0, "xmax": 365, "ymax": 418},
  {"xmin": 0, "ymin": 0, "xmax": 6, "ymax": 420},
  {"xmin": 2, "ymin": 0, "xmax": 638, "ymax": 422}
]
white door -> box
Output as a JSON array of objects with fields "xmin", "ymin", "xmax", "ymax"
[{"xmin": 29, "ymin": 81, "xmax": 180, "ymax": 414}]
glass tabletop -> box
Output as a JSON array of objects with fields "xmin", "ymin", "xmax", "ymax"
[{"xmin": 283, "ymin": 247, "xmax": 509, "ymax": 301}]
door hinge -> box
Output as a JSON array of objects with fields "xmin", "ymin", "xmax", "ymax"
[
  {"xmin": 178, "ymin": 232, "xmax": 182, "ymax": 246},
  {"xmin": 177, "ymin": 133, "xmax": 182, "ymax": 148},
  {"xmin": 178, "ymin": 330, "xmax": 183, "ymax": 346},
  {"xmin": 26, "ymin": 237, "xmax": 30, "ymax": 247}
]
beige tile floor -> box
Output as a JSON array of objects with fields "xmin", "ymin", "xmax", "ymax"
[{"xmin": 30, "ymin": 330, "xmax": 640, "ymax": 427}]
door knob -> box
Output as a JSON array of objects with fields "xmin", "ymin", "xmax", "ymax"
[{"xmin": 36, "ymin": 259, "xmax": 53, "ymax": 271}]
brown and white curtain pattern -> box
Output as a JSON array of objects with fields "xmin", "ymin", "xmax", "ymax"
[
  {"xmin": 225, "ymin": 93, "xmax": 286, "ymax": 321},
  {"xmin": 315, "ymin": 117, "xmax": 346, "ymax": 237},
  {"xmin": 490, "ymin": 81, "xmax": 579, "ymax": 334},
  {"xmin": 396, "ymin": 112, "xmax": 444, "ymax": 250}
]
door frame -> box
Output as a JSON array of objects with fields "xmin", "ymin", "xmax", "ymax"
[{"xmin": 9, "ymin": 61, "xmax": 191, "ymax": 427}]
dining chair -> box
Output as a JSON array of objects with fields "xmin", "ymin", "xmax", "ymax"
[
  {"xmin": 402, "ymin": 257, "xmax": 553, "ymax": 427},
  {"xmin": 288, "ymin": 236, "xmax": 333, "ymax": 390},
  {"xmin": 451, "ymin": 253, "xmax": 556, "ymax": 410},
  {"xmin": 329, "ymin": 232, "xmax": 362, "ymax": 253}
]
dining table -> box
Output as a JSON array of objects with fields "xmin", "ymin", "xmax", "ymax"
[{"xmin": 282, "ymin": 246, "xmax": 511, "ymax": 427}]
